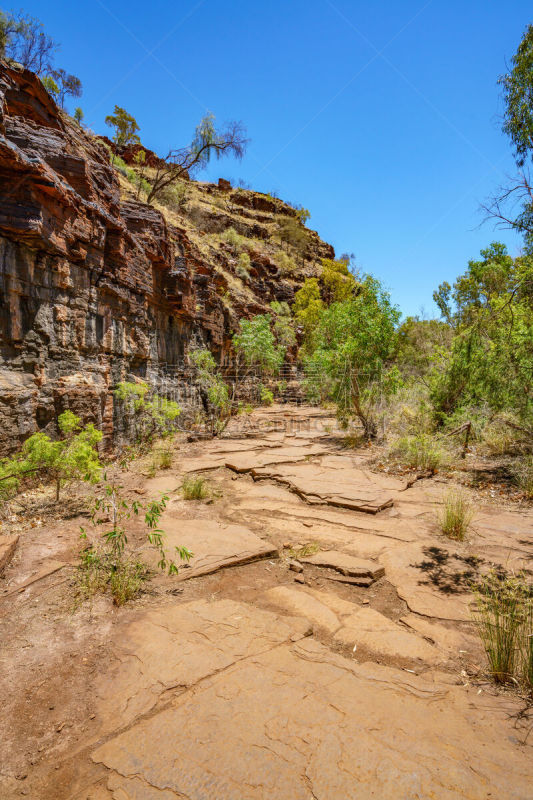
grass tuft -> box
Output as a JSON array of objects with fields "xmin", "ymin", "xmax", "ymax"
[
  {"xmin": 439, "ymin": 489, "xmax": 473, "ymax": 540},
  {"xmin": 473, "ymin": 572, "xmax": 532, "ymax": 686},
  {"xmin": 181, "ymin": 474, "xmax": 210, "ymax": 500}
]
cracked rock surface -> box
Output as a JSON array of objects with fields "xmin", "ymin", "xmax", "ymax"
[{"xmin": 1, "ymin": 406, "xmax": 532, "ymax": 799}]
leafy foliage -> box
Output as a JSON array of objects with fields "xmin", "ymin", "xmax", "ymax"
[
  {"xmin": 233, "ymin": 314, "xmax": 285, "ymax": 375},
  {"xmin": 321, "ymin": 257, "xmax": 357, "ymax": 303},
  {"xmin": 432, "ymin": 243, "xmax": 533, "ymax": 423},
  {"xmin": 50, "ymin": 68, "xmax": 82, "ymax": 108},
  {"xmin": 293, "ymin": 279, "xmax": 324, "ymax": 343},
  {"xmin": 115, "ymin": 382, "xmax": 181, "ymax": 444},
  {"xmin": 147, "ymin": 114, "xmax": 247, "ymax": 204},
  {"xmin": 499, "ymin": 24, "xmax": 533, "ymax": 167},
  {"xmin": 303, "ymin": 276, "xmax": 401, "ymax": 438},
  {"xmin": 105, "ymin": 105, "xmax": 140, "ymax": 154},
  {"xmin": 0, "ymin": 411, "xmax": 102, "ymax": 502}
]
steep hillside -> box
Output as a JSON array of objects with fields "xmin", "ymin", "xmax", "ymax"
[{"xmin": 0, "ymin": 62, "xmax": 333, "ymax": 453}]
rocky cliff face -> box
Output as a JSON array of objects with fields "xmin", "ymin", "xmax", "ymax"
[{"xmin": 0, "ymin": 62, "xmax": 334, "ymax": 454}]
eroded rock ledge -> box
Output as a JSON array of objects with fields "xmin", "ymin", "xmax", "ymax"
[{"xmin": 0, "ymin": 62, "xmax": 333, "ymax": 453}]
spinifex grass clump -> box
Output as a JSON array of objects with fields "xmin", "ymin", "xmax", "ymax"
[
  {"xmin": 473, "ymin": 572, "xmax": 533, "ymax": 689},
  {"xmin": 181, "ymin": 474, "xmax": 210, "ymax": 500},
  {"xmin": 439, "ymin": 489, "xmax": 474, "ymax": 540}
]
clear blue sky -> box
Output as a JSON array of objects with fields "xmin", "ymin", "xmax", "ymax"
[{"xmin": 19, "ymin": 0, "xmax": 531, "ymax": 316}]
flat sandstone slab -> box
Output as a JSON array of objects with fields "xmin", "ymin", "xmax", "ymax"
[
  {"xmin": 92, "ymin": 637, "xmax": 532, "ymax": 800},
  {"xmin": 145, "ymin": 518, "xmax": 278, "ymax": 580},
  {"xmin": 300, "ymin": 549, "xmax": 385, "ymax": 579},
  {"xmin": 251, "ymin": 462, "xmax": 394, "ymax": 513}
]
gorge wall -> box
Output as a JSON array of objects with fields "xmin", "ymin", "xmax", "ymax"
[{"xmin": 0, "ymin": 62, "xmax": 334, "ymax": 454}]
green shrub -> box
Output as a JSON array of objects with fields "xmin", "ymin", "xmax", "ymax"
[
  {"xmin": 388, "ymin": 434, "xmax": 446, "ymax": 473},
  {"xmin": 260, "ymin": 386, "xmax": 274, "ymax": 406},
  {"xmin": 0, "ymin": 411, "xmax": 102, "ymax": 502},
  {"xmin": 233, "ymin": 314, "xmax": 285, "ymax": 375},
  {"xmin": 439, "ymin": 489, "xmax": 473, "ymax": 540},
  {"xmin": 78, "ymin": 478, "xmax": 192, "ymax": 604},
  {"xmin": 115, "ymin": 382, "xmax": 181, "ymax": 443},
  {"xmin": 190, "ymin": 349, "xmax": 231, "ymax": 436},
  {"xmin": 181, "ymin": 474, "xmax": 209, "ymax": 500}
]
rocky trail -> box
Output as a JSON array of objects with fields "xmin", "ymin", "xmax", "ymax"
[{"xmin": 1, "ymin": 406, "xmax": 532, "ymax": 799}]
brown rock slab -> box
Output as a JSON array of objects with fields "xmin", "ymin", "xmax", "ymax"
[
  {"xmin": 251, "ymin": 461, "xmax": 394, "ymax": 513},
  {"xmin": 0, "ymin": 534, "xmax": 18, "ymax": 575},
  {"xmin": 143, "ymin": 518, "xmax": 277, "ymax": 580},
  {"xmin": 92, "ymin": 637, "xmax": 533, "ymax": 799},
  {"xmin": 225, "ymin": 443, "xmax": 327, "ymax": 472},
  {"xmin": 265, "ymin": 585, "xmax": 340, "ymax": 633},
  {"xmin": 300, "ymin": 549, "xmax": 385, "ymax": 579},
  {"xmin": 90, "ymin": 598, "xmax": 311, "ymax": 742},
  {"xmin": 325, "ymin": 574, "xmax": 374, "ymax": 587},
  {"xmin": 333, "ymin": 605, "xmax": 440, "ymax": 663}
]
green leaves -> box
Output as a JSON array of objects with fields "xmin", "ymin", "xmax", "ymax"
[
  {"xmin": 105, "ymin": 105, "xmax": 140, "ymax": 150},
  {"xmin": 1, "ymin": 411, "xmax": 103, "ymax": 502},
  {"xmin": 499, "ymin": 24, "xmax": 533, "ymax": 167},
  {"xmin": 303, "ymin": 275, "xmax": 401, "ymax": 438},
  {"xmin": 233, "ymin": 315, "xmax": 285, "ymax": 375},
  {"xmin": 432, "ymin": 244, "xmax": 533, "ymax": 422}
]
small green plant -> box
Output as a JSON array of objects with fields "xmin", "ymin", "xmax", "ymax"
[
  {"xmin": 157, "ymin": 180, "xmax": 189, "ymax": 210},
  {"xmin": 78, "ymin": 476, "xmax": 192, "ymax": 605},
  {"xmin": 190, "ymin": 349, "xmax": 231, "ymax": 436},
  {"xmin": 233, "ymin": 314, "xmax": 285, "ymax": 375},
  {"xmin": 389, "ymin": 434, "xmax": 446, "ymax": 473},
  {"xmin": 473, "ymin": 572, "xmax": 532, "ymax": 686},
  {"xmin": 181, "ymin": 474, "xmax": 210, "ymax": 500},
  {"xmin": 439, "ymin": 489, "xmax": 474, "ymax": 540},
  {"xmin": 158, "ymin": 448, "xmax": 173, "ymax": 469},
  {"xmin": 260, "ymin": 385, "xmax": 274, "ymax": 406}
]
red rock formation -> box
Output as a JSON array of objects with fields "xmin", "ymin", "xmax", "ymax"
[{"xmin": 0, "ymin": 61, "xmax": 334, "ymax": 454}]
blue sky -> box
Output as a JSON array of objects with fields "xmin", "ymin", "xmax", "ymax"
[{"xmin": 20, "ymin": 0, "xmax": 531, "ymax": 316}]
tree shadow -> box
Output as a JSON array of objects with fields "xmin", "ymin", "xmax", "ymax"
[{"xmin": 413, "ymin": 546, "xmax": 485, "ymax": 594}]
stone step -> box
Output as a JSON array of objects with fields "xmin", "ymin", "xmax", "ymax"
[{"xmin": 300, "ymin": 549, "xmax": 385, "ymax": 580}]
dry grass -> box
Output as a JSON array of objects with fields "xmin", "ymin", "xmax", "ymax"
[
  {"xmin": 514, "ymin": 455, "xmax": 533, "ymax": 500},
  {"xmin": 389, "ymin": 434, "xmax": 447, "ymax": 473},
  {"xmin": 286, "ymin": 542, "xmax": 320, "ymax": 559},
  {"xmin": 439, "ymin": 489, "xmax": 474, "ymax": 540},
  {"xmin": 76, "ymin": 550, "xmax": 148, "ymax": 606},
  {"xmin": 473, "ymin": 571, "xmax": 533, "ymax": 690},
  {"xmin": 181, "ymin": 474, "xmax": 210, "ymax": 500}
]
